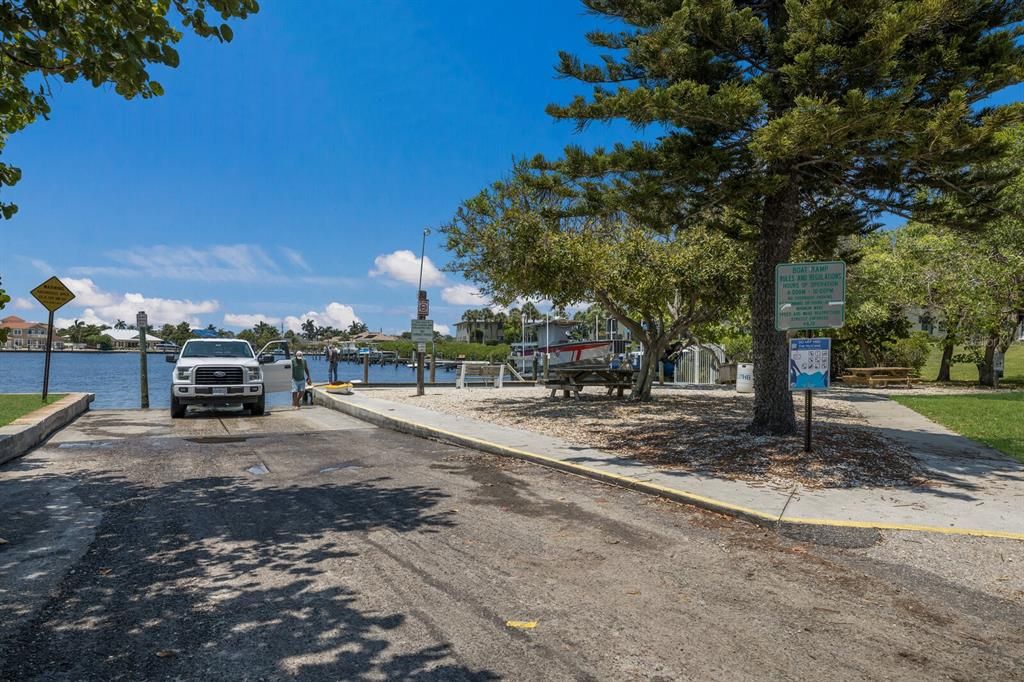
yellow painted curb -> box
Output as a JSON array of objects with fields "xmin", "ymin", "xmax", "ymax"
[{"xmin": 314, "ymin": 390, "xmax": 1024, "ymax": 542}]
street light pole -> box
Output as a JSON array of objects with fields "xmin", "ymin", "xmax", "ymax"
[
  {"xmin": 417, "ymin": 228, "xmax": 429, "ymax": 293},
  {"xmin": 416, "ymin": 228, "xmax": 430, "ymax": 397}
]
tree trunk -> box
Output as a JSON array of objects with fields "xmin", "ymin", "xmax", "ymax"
[
  {"xmin": 750, "ymin": 180, "xmax": 799, "ymax": 435},
  {"xmin": 856, "ymin": 337, "xmax": 876, "ymax": 367},
  {"xmin": 936, "ymin": 340, "xmax": 954, "ymax": 382},
  {"xmin": 978, "ymin": 334, "xmax": 998, "ymax": 387},
  {"xmin": 630, "ymin": 340, "xmax": 664, "ymax": 402}
]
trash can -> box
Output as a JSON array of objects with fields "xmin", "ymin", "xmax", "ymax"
[{"xmin": 736, "ymin": 363, "xmax": 754, "ymax": 393}]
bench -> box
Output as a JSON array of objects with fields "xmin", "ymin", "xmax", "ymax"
[
  {"xmin": 840, "ymin": 367, "xmax": 918, "ymax": 388},
  {"xmin": 456, "ymin": 362, "xmax": 505, "ymax": 389},
  {"xmin": 545, "ymin": 365, "xmax": 635, "ymax": 400}
]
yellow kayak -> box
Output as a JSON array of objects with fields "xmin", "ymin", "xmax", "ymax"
[{"xmin": 325, "ymin": 382, "xmax": 354, "ymax": 395}]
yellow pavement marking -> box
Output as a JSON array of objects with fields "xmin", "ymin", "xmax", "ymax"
[
  {"xmin": 316, "ymin": 390, "xmax": 1024, "ymax": 542},
  {"xmin": 506, "ymin": 620, "xmax": 538, "ymax": 629}
]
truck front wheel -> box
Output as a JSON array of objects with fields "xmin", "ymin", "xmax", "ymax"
[
  {"xmin": 170, "ymin": 396, "xmax": 187, "ymax": 419},
  {"xmin": 249, "ymin": 395, "xmax": 266, "ymax": 416}
]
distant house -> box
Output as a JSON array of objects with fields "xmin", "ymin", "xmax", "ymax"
[
  {"xmin": 105, "ymin": 328, "xmax": 166, "ymax": 351},
  {"xmin": 906, "ymin": 306, "xmax": 1024, "ymax": 342},
  {"xmin": 455, "ymin": 320, "xmax": 504, "ymax": 344},
  {"xmin": 1, "ymin": 315, "xmax": 53, "ymax": 350},
  {"xmin": 906, "ymin": 306, "xmax": 945, "ymax": 338},
  {"xmin": 351, "ymin": 331, "xmax": 398, "ymax": 343}
]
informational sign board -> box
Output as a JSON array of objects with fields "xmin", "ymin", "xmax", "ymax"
[
  {"xmin": 410, "ymin": 319, "xmax": 434, "ymax": 343},
  {"xmin": 136, "ymin": 311, "xmax": 148, "ymax": 330},
  {"xmin": 775, "ymin": 261, "xmax": 846, "ymax": 330},
  {"xmin": 30, "ymin": 276, "xmax": 75, "ymax": 313},
  {"xmin": 417, "ymin": 342, "xmax": 427, "ymax": 353},
  {"xmin": 789, "ymin": 338, "xmax": 831, "ymax": 391}
]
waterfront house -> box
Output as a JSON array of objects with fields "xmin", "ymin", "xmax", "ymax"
[
  {"xmin": 455, "ymin": 319, "xmax": 504, "ymax": 344},
  {"xmin": 105, "ymin": 328, "xmax": 166, "ymax": 351},
  {"xmin": 351, "ymin": 331, "xmax": 398, "ymax": 343},
  {"xmin": 0, "ymin": 315, "xmax": 54, "ymax": 350}
]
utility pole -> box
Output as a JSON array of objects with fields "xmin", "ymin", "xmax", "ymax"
[
  {"xmin": 416, "ymin": 228, "xmax": 430, "ymax": 396},
  {"xmin": 137, "ymin": 311, "xmax": 149, "ymax": 409}
]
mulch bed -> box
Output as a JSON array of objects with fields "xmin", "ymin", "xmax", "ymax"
[{"xmin": 386, "ymin": 388, "xmax": 925, "ymax": 489}]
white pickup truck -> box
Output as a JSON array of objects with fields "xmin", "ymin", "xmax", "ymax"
[{"xmin": 167, "ymin": 339, "xmax": 294, "ymax": 418}]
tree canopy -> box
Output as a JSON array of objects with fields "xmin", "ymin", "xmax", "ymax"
[
  {"xmin": 0, "ymin": 0, "xmax": 259, "ymax": 218},
  {"xmin": 527, "ymin": 0, "xmax": 1024, "ymax": 431},
  {"xmin": 444, "ymin": 167, "xmax": 750, "ymax": 399},
  {"xmin": 0, "ymin": 278, "xmax": 9, "ymax": 344}
]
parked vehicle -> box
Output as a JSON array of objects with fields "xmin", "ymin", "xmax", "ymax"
[{"xmin": 166, "ymin": 339, "xmax": 293, "ymax": 418}]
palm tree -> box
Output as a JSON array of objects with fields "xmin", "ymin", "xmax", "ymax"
[
  {"xmin": 521, "ymin": 302, "xmax": 540, "ymax": 324},
  {"xmin": 114, "ymin": 319, "xmax": 127, "ymax": 330},
  {"xmin": 69, "ymin": 319, "xmax": 86, "ymax": 344}
]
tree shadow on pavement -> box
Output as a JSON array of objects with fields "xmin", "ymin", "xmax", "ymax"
[{"xmin": 0, "ymin": 470, "xmax": 498, "ymax": 681}]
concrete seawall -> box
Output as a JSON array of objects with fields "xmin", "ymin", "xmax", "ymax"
[{"xmin": 0, "ymin": 393, "xmax": 94, "ymax": 466}]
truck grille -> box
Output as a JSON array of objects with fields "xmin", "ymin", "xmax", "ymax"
[{"xmin": 195, "ymin": 367, "xmax": 244, "ymax": 385}]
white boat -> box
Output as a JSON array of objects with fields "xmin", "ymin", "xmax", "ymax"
[{"xmin": 510, "ymin": 320, "xmax": 615, "ymax": 374}]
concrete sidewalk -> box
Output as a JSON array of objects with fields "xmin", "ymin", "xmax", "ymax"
[{"xmin": 314, "ymin": 388, "xmax": 1024, "ymax": 540}]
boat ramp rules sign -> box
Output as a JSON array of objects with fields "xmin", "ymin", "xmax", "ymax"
[
  {"xmin": 789, "ymin": 338, "xmax": 831, "ymax": 391},
  {"xmin": 775, "ymin": 261, "xmax": 846, "ymax": 330},
  {"xmin": 410, "ymin": 319, "xmax": 434, "ymax": 343}
]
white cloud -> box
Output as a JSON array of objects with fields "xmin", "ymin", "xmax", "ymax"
[
  {"xmin": 433, "ymin": 323, "xmax": 450, "ymax": 336},
  {"xmin": 280, "ymin": 247, "xmax": 312, "ymax": 272},
  {"xmin": 55, "ymin": 278, "xmax": 218, "ymax": 327},
  {"xmin": 61, "ymin": 277, "xmax": 118, "ymax": 308},
  {"xmin": 55, "ymin": 308, "xmax": 109, "ymax": 328},
  {"xmin": 369, "ymin": 250, "xmax": 445, "ymax": 287},
  {"xmin": 11, "ymin": 297, "xmax": 36, "ymax": 311},
  {"xmin": 28, "ymin": 258, "xmax": 54, "ymax": 274},
  {"xmin": 441, "ymin": 284, "xmax": 489, "ymax": 306},
  {"xmin": 223, "ymin": 313, "xmax": 282, "ymax": 328},
  {"xmin": 104, "ymin": 244, "xmax": 282, "ymax": 283},
  {"xmin": 282, "ymin": 302, "xmax": 361, "ymax": 333}
]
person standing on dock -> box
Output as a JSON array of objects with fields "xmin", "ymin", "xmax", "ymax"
[
  {"xmin": 291, "ymin": 350, "xmax": 312, "ymax": 409},
  {"xmin": 327, "ymin": 345, "xmax": 339, "ymax": 383}
]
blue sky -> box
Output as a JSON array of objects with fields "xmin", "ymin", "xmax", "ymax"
[
  {"xmin": 1, "ymin": 1, "xmax": 629, "ymax": 335},
  {"xmin": 2, "ymin": 2, "xmax": 1022, "ymax": 335}
]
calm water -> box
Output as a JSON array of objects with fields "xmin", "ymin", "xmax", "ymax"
[{"xmin": 0, "ymin": 352, "xmax": 433, "ymax": 409}]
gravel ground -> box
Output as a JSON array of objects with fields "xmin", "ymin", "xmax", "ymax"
[
  {"xmin": 865, "ymin": 532, "xmax": 1024, "ymax": 603},
  {"xmin": 369, "ymin": 386, "xmax": 923, "ymax": 489}
]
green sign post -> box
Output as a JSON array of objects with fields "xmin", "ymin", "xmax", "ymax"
[
  {"xmin": 775, "ymin": 261, "xmax": 846, "ymax": 331},
  {"xmin": 775, "ymin": 261, "xmax": 846, "ymax": 453}
]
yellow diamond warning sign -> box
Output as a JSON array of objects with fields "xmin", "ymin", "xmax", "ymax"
[{"xmin": 30, "ymin": 276, "xmax": 75, "ymax": 313}]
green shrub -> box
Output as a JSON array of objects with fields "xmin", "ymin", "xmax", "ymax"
[
  {"xmin": 882, "ymin": 332, "xmax": 932, "ymax": 373},
  {"xmin": 377, "ymin": 340, "xmax": 511, "ymax": 363},
  {"xmin": 720, "ymin": 334, "xmax": 753, "ymax": 363}
]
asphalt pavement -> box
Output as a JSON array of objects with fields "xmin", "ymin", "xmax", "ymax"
[{"xmin": 0, "ymin": 406, "xmax": 1021, "ymax": 680}]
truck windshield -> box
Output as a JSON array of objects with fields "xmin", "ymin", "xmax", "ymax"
[{"xmin": 180, "ymin": 342, "xmax": 254, "ymax": 359}]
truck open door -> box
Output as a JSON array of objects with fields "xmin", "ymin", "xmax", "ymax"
[{"xmin": 258, "ymin": 340, "xmax": 293, "ymax": 394}]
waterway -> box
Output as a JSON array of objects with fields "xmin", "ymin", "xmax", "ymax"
[{"xmin": 0, "ymin": 352, "xmax": 435, "ymax": 409}]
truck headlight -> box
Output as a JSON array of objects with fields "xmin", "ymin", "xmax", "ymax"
[
  {"xmin": 247, "ymin": 367, "xmax": 261, "ymax": 381},
  {"xmin": 177, "ymin": 368, "xmax": 191, "ymax": 381}
]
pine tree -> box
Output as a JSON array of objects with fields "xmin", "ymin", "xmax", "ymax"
[{"xmin": 536, "ymin": 0, "xmax": 1024, "ymax": 433}]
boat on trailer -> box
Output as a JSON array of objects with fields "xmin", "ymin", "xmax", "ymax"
[{"xmin": 509, "ymin": 319, "xmax": 617, "ymax": 375}]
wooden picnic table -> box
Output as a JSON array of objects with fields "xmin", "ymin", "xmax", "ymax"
[
  {"xmin": 841, "ymin": 367, "xmax": 916, "ymax": 387},
  {"xmin": 545, "ymin": 365, "xmax": 635, "ymax": 400}
]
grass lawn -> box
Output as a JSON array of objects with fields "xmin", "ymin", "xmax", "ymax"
[
  {"xmin": 891, "ymin": 393, "xmax": 1024, "ymax": 463},
  {"xmin": 0, "ymin": 394, "xmax": 67, "ymax": 427},
  {"xmin": 919, "ymin": 342, "xmax": 1024, "ymax": 385}
]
